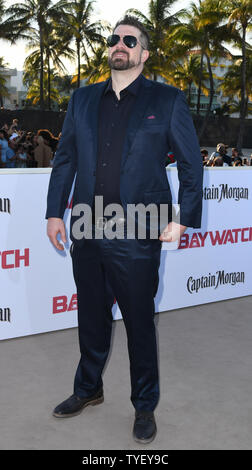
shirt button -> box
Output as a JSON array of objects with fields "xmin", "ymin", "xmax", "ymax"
[
  {"xmin": 106, "ymin": 142, "xmax": 110, "ymax": 147},
  {"xmin": 111, "ymin": 123, "xmax": 115, "ymax": 127},
  {"xmin": 100, "ymin": 183, "xmax": 104, "ymax": 187},
  {"xmin": 102, "ymin": 162, "xmax": 107, "ymax": 167}
]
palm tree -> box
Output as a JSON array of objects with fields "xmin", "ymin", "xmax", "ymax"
[
  {"xmin": 5, "ymin": 0, "xmax": 66, "ymax": 109},
  {"xmin": 23, "ymin": 53, "xmax": 40, "ymax": 90},
  {"xmin": 0, "ymin": 0, "xmax": 6, "ymax": 39},
  {"xmin": 58, "ymin": 0, "xmax": 107, "ymax": 88},
  {"xmin": 226, "ymin": 0, "xmax": 252, "ymax": 151},
  {"xmin": 227, "ymin": 98, "xmax": 252, "ymax": 117},
  {"xmin": 54, "ymin": 75, "xmax": 76, "ymax": 111},
  {"xmin": 165, "ymin": 53, "xmax": 209, "ymax": 107},
  {"xmin": 74, "ymin": 42, "xmax": 110, "ymax": 84},
  {"xmin": 126, "ymin": 0, "xmax": 186, "ymax": 81},
  {"xmin": 0, "ymin": 57, "xmax": 10, "ymax": 108},
  {"xmin": 170, "ymin": 0, "xmax": 235, "ymax": 137},
  {"xmin": 0, "ymin": 0, "xmax": 25, "ymax": 42},
  {"xmin": 25, "ymin": 22, "xmax": 75, "ymax": 109},
  {"xmin": 26, "ymin": 74, "xmax": 60, "ymax": 107},
  {"xmin": 54, "ymin": 75, "xmax": 75, "ymax": 95},
  {"xmin": 218, "ymin": 51, "xmax": 252, "ymax": 118}
]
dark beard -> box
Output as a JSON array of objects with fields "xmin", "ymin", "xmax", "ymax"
[{"xmin": 108, "ymin": 52, "xmax": 141, "ymax": 70}]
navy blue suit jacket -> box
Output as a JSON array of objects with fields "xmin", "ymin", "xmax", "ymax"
[{"xmin": 46, "ymin": 74, "xmax": 203, "ymax": 238}]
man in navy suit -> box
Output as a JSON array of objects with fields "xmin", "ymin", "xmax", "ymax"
[{"xmin": 46, "ymin": 15, "xmax": 203, "ymax": 444}]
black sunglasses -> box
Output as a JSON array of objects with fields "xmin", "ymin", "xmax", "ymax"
[{"xmin": 107, "ymin": 34, "xmax": 144, "ymax": 49}]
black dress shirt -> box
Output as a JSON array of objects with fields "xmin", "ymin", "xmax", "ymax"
[{"xmin": 92, "ymin": 73, "xmax": 142, "ymax": 219}]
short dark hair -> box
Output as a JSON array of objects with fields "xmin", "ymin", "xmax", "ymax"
[
  {"xmin": 200, "ymin": 148, "xmax": 208, "ymax": 156},
  {"xmin": 113, "ymin": 15, "xmax": 150, "ymax": 50}
]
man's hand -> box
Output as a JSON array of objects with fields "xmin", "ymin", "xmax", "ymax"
[
  {"xmin": 159, "ymin": 221, "xmax": 187, "ymax": 242},
  {"xmin": 47, "ymin": 217, "xmax": 66, "ymax": 251}
]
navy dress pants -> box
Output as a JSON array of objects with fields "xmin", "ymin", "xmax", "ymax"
[{"xmin": 71, "ymin": 233, "xmax": 162, "ymax": 412}]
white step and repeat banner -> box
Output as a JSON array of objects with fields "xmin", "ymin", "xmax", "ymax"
[{"xmin": 0, "ymin": 167, "xmax": 251, "ymax": 340}]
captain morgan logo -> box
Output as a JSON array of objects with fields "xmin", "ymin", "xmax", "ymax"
[
  {"xmin": 187, "ymin": 270, "xmax": 245, "ymax": 293},
  {"xmin": 203, "ymin": 184, "xmax": 249, "ymax": 202}
]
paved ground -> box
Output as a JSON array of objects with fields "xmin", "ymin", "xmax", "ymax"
[{"xmin": 1, "ymin": 295, "xmax": 252, "ymax": 450}]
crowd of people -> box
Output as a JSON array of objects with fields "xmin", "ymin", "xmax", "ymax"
[
  {"xmin": 166, "ymin": 142, "xmax": 252, "ymax": 167},
  {"xmin": 200, "ymin": 143, "xmax": 252, "ymax": 167},
  {"xmin": 0, "ymin": 119, "xmax": 251, "ymax": 169},
  {"xmin": 0, "ymin": 119, "xmax": 60, "ymax": 169}
]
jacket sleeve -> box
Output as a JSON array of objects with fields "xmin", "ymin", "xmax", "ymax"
[
  {"xmin": 45, "ymin": 91, "xmax": 77, "ymax": 219},
  {"xmin": 168, "ymin": 90, "xmax": 203, "ymax": 228}
]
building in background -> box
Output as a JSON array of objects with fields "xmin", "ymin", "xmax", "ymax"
[
  {"xmin": 0, "ymin": 68, "xmax": 27, "ymax": 110},
  {"xmin": 187, "ymin": 50, "xmax": 252, "ymax": 119}
]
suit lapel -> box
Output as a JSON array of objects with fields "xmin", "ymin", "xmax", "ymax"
[{"xmin": 87, "ymin": 79, "xmax": 109, "ymax": 168}]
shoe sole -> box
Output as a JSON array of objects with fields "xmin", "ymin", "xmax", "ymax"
[
  {"xmin": 52, "ymin": 396, "xmax": 104, "ymax": 418},
  {"xmin": 133, "ymin": 429, "xmax": 157, "ymax": 444}
]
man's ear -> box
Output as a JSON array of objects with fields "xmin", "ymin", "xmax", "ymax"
[{"xmin": 141, "ymin": 49, "xmax": 149, "ymax": 64}]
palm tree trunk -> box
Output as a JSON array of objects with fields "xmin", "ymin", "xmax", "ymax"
[
  {"xmin": 77, "ymin": 40, "xmax": 81, "ymax": 88},
  {"xmin": 237, "ymin": 24, "xmax": 247, "ymax": 153},
  {"xmin": 47, "ymin": 54, "xmax": 51, "ymax": 111},
  {"xmin": 197, "ymin": 51, "xmax": 204, "ymax": 115},
  {"xmin": 39, "ymin": 20, "xmax": 45, "ymax": 110},
  {"xmin": 199, "ymin": 53, "xmax": 214, "ymax": 139}
]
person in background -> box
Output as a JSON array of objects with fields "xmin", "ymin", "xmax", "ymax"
[
  {"xmin": 8, "ymin": 118, "xmax": 20, "ymax": 136},
  {"xmin": 34, "ymin": 135, "xmax": 52, "ymax": 167},
  {"xmin": 205, "ymin": 155, "xmax": 214, "ymax": 167},
  {"xmin": 212, "ymin": 156, "xmax": 223, "ymax": 167},
  {"xmin": 242, "ymin": 156, "xmax": 249, "ymax": 166},
  {"xmin": 0, "ymin": 128, "xmax": 9, "ymax": 168},
  {"xmin": 233, "ymin": 159, "xmax": 243, "ymax": 167},
  {"xmin": 32, "ymin": 134, "xmax": 38, "ymax": 148},
  {"xmin": 2, "ymin": 123, "xmax": 9, "ymax": 133},
  {"xmin": 224, "ymin": 145, "xmax": 232, "ymax": 166},
  {"xmin": 37, "ymin": 129, "xmax": 54, "ymax": 149},
  {"xmin": 231, "ymin": 147, "xmax": 242, "ymax": 165},
  {"xmin": 15, "ymin": 144, "xmax": 27, "ymax": 168},
  {"xmin": 5, "ymin": 137, "xmax": 17, "ymax": 168},
  {"xmin": 210, "ymin": 143, "xmax": 231, "ymax": 166},
  {"xmin": 37, "ymin": 129, "xmax": 56, "ymax": 164},
  {"xmin": 26, "ymin": 143, "xmax": 37, "ymax": 168},
  {"xmin": 201, "ymin": 148, "xmax": 209, "ymax": 163}
]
